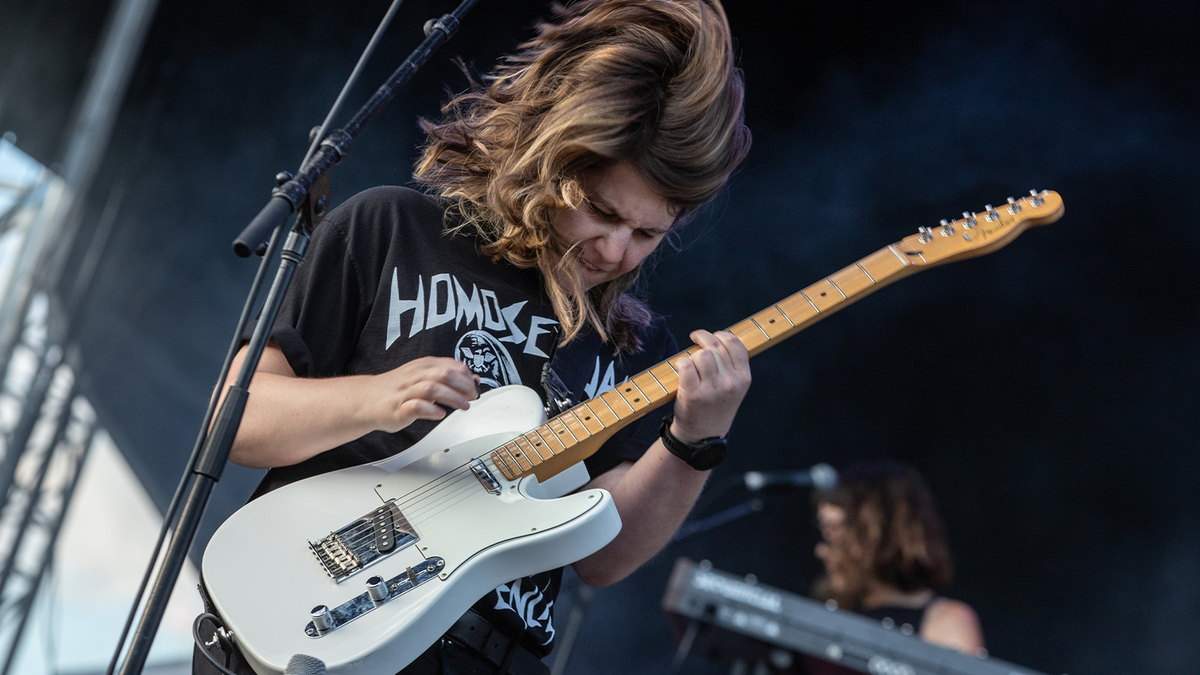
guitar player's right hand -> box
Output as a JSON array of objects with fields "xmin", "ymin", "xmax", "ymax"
[{"xmin": 366, "ymin": 357, "xmax": 479, "ymax": 433}]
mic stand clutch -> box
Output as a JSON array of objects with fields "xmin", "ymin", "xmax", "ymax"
[{"xmin": 112, "ymin": 3, "xmax": 481, "ymax": 674}]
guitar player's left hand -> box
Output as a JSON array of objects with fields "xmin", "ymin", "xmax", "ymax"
[
  {"xmin": 670, "ymin": 329, "xmax": 751, "ymax": 443},
  {"xmin": 572, "ymin": 330, "xmax": 750, "ymax": 587}
]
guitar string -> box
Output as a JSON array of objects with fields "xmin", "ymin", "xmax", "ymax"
[
  {"xmin": 323, "ymin": 466, "xmax": 479, "ymax": 547},
  {"xmin": 316, "ymin": 415, "xmax": 604, "ymax": 551},
  {"xmin": 333, "ymin": 467, "xmax": 479, "ymax": 545},
  {"xmin": 320, "ymin": 451, "xmax": 534, "ymax": 551},
  {"xmin": 333, "ymin": 478, "xmax": 480, "ymax": 551},
  {"xmin": 328, "ymin": 452, "xmax": 524, "ymax": 548}
]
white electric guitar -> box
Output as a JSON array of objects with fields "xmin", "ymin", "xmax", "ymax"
[{"xmin": 202, "ymin": 191, "xmax": 1063, "ymax": 674}]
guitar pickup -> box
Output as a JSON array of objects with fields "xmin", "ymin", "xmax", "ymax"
[{"xmin": 309, "ymin": 501, "xmax": 418, "ymax": 582}]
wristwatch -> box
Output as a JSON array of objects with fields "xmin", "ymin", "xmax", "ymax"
[{"xmin": 658, "ymin": 414, "xmax": 727, "ymax": 470}]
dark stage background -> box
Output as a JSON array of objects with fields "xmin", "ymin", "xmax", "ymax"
[{"xmin": 3, "ymin": 0, "xmax": 1198, "ymax": 673}]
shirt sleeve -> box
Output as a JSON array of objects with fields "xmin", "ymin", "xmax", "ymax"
[{"xmin": 241, "ymin": 189, "xmax": 390, "ymax": 378}]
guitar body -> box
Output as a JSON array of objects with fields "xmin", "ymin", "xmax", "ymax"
[{"xmin": 202, "ymin": 386, "xmax": 621, "ymax": 675}]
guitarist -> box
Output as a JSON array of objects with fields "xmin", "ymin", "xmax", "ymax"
[{"xmin": 204, "ymin": 1, "xmax": 753, "ymax": 673}]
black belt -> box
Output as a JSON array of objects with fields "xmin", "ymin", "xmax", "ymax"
[{"xmin": 441, "ymin": 610, "xmax": 549, "ymax": 675}]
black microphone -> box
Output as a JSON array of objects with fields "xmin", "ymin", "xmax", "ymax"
[
  {"xmin": 741, "ymin": 463, "xmax": 837, "ymax": 492},
  {"xmin": 285, "ymin": 654, "xmax": 327, "ymax": 675}
]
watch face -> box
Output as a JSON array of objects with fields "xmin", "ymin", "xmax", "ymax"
[{"xmin": 691, "ymin": 442, "xmax": 727, "ymax": 470}]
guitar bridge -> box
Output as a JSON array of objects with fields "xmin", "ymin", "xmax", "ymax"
[{"xmin": 309, "ymin": 501, "xmax": 417, "ymax": 582}]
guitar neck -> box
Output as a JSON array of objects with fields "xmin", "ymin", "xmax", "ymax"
[
  {"xmin": 488, "ymin": 243, "xmax": 923, "ymax": 481},
  {"xmin": 490, "ymin": 190, "xmax": 1063, "ymax": 481}
]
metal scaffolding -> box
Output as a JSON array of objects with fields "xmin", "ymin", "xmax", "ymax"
[{"xmin": 0, "ymin": 0, "xmax": 160, "ymax": 666}]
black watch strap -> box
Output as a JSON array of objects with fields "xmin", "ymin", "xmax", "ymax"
[{"xmin": 658, "ymin": 414, "xmax": 727, "ymax": 471}]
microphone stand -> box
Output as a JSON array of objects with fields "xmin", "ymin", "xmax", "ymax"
[{"xmin": 112, "ymin": 2, "xmax": 481, "ymax": 673}]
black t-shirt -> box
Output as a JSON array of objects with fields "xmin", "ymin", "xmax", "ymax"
[{"xmin": 248, "ymin": 186, "xmax": 676, "ymax": 656}]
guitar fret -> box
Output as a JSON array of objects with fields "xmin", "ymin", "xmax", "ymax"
[
  {"xmin": 560, "ymin": 410, "xmax": 591, "ymax": 440},
  {"xmin": 750, "ymin": 307, "xmax": 792, "ymax": 340},
  {"xmin": 616, "ymin": 381, "xmax": 651, "ymax": 413},
  {"xmin": 521, "ymin": 433, "xmax": 552, "ymax": 463},
  {"xmin": 649, "ymin": 363, "xmax": 679, "ymax": 394},
  {"xmin": 535, "ymin": 426, "xmax": 568, "ymax": 453},
  {"xmin": 513, "ymin": 435, "xmax": 546, "ymax": 462},
  {"xmin": 861, "ymin": 247, "xmax": 909, "ymax": 280},
  {"xmin": 749, "ymin": 317, "xmax": 771, "ymax": 341},
  {"xmin": 570, "ymin": 406, "xmax": 605, "ymax": 434},
  {"xmin": 511, "ymin": 440, "xmax": 544, "ymax": 467},
  {"xmin": 729, "ymin": 322, "xmax": 766, "ymax": 352},
  {"xmin": 506, "ymin": 441, "xmax": 535, "ymax": 471},
  {"xmin": 491, "ymin": 449, "xmax": 518, "ymax": 476},
  {"xmin": 601, "ymin": 389, "xmax": 635, "ymax": 416},
  {"xmin": 632, "ymin": 372, "xmax": 667, "ymax": 399},
  {"xmin": 804, "ymin": 280, "xmax": 848, "ymax": 312},
  {"xmin": 501, "ymin": 442, "xmax": 528, "ymax": 468},
  {"xmin": 774, "ymin": 304, "xmax": 795, "ymax": 326},
  {"xmin": 800, "ymin": 291, "xmax": 820, "ymax": 313},
  {"xmin": 856, "ymin": 262, "xmax": 877, "ymax": 284},
  {"xmin": 887, "ymin": 245, "xmax": 911, "ymax": 266},
  {"xmin": 548, "ymin": 417, "xmax": 579, "ymax": 445},
  {"xmin": 830, "ymin": 264, "xmax": 876, "ymax": 297},
  {"xmin": 596, "ymin": 396, "xmax": 620, "ymax": 422},
  {"xmin": 647, "ymin": 369, "xmax": 668, "ymax": 392},
  {"xmin": 826, "ymin": 277, "xmax": 847, "ymax": 298}
]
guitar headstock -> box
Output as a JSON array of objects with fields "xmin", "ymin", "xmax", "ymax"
[{"xmin": 894, "ymin": 190, "xmax": 1063, "ymax": 266}]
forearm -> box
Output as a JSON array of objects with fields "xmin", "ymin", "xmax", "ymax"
[
  {"xmin": 572, "ymin": 329, "xmax": 750, "ymax": 586},
  {"xmin": 571, "ymin": 442, "xmax": 708, "ymax": 586},
  {"xmin": 222, "ymin": 342, "xmax": 477, "ymax": 469},
  {"xmin": 226, "ymin": 370, "xmax": 386, "ymax": 469}
]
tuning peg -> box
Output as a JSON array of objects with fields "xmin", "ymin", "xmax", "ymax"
[
  {"xmin": 917, "ymin": 226, "xmax": 933, "ymax": 243},
  {"xmin": 938, "ymin": 219, "xmax": 955, "ymax": 237},
  {"xmin": 984, "ymin": 204, "xmax": 1000, "ymax": 222},
  {"xmin": 961, "ymin": 211, "xmax": 978, "ymax": 229},
  {"xmin": 1028, "ymin": 189, "xmax": 1045, "ymax": 207},
  {"xmin": 1006, "ymin": 196, "xmax": 1022, "ymax": 214}
]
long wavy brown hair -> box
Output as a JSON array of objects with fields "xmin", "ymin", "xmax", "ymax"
[
  {"xmin": 814, "ymin": 461, "xmax": 955, "ymax": 608},
  {"xmin": 415, "ymin": 0, "xmax": 751, "ymax": 353}
]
